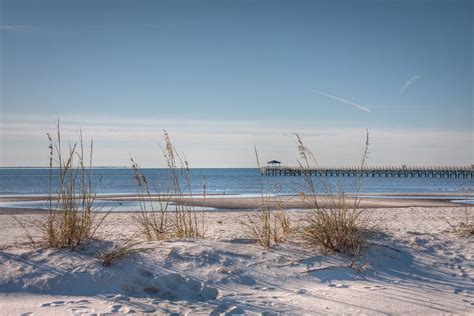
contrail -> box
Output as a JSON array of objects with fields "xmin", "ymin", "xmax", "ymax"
[
  {"xmin": 305, "ymin": 88, "xmax": 371, "ymax": 112},
  {"xmin": 400, "ymin": 75, "xmax": 423, "ymax": 94}
]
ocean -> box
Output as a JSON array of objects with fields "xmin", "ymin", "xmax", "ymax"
[{"xmin": 1, "ymin": 168, "xmax": 472, "ymax": 210}]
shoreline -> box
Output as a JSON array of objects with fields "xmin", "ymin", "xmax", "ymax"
[
  {"xmin": 1, "ymin": 190, "xmax": 472, "ymax": 199},
  {"xmin": 0, "ymin": 192, "xmax": 472, "ymax": 213}
]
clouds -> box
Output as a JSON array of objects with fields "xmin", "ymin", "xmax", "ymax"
[
  {"xmin": 305, "ymin": 88, "xmax": 371, "ymax": 112},
  {"xmin": 400, "ymin": 75, "xmax": 423, "ymax": 94},
  {"xmin": 0, "ymin": 24, "xmax": 48, "ymax": 33},
  {"xmin": 1, "ymin": 115, "xmax": 472, "ymax": 167}
]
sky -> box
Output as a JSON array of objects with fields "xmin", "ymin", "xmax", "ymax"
[{"xmin": 0, "ymin": 0, "xmax": 473, "ymax": 167}]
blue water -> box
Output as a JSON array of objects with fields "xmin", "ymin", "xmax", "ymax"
[{"xmin": 0, "ymin": 167, "xmax": 472, "ymax": 196}]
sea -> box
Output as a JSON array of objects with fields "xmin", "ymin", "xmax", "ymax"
[{"xmin": 1, "ymin": 168, "xmax": 472, "ymax": 210}]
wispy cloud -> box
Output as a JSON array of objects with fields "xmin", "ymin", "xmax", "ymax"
[
  {"xmin": 2, "ymin": 115, "xmax": 471, "ymax": 167},
  {"xmin": 305, "ymin": 88, "xmax": 371, "ymax": 112},
  {"xmin": 0, "ymin": 24, "xmax": 49, "ymax": 33},
  {"xmin": 400, "ymin": 75, "xmax": 423, "ymax": 94}
]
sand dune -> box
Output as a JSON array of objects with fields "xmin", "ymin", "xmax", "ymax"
[{"xmin": 0, "ymin": 206, "xmax": 473, "ymax": 315}]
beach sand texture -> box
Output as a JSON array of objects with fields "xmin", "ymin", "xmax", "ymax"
[{"xmin": 0, "ymin": 202, "xmax": 473, "ymax": 315}]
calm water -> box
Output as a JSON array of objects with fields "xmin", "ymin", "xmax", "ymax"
[
  {"xmin": 1, "ymin": 167, "xmax": 472, "ymax": 210},
  {"xmin": 1, "ymin": 167, "xmax": 472, "ymax": 196}
]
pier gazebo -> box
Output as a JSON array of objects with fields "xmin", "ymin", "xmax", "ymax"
[{"xmin": 267, "ymin": 160, "xmax": 281, "ymax": 168}]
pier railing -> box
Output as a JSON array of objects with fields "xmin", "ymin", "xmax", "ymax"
[{"xmin": 260, "ymin": 165, "xmax": 474, "ymax": 178}]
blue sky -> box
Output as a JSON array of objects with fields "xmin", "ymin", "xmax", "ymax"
[{"xmin": 1, "ymin": 0, "xmax": 472, "ymax": 167}]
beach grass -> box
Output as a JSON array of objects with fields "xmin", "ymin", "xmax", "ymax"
[
  {"xmin": 132, "ymin": 130, "xmax": 206, "ymax": 241},
  {"xmin": 298, "ymin": 192, "xmax": 374, "ymax": 256},
  {"xmin": 41, "ymin": 123, "xmax": 108, "ymax": 249},
  {"xmin": 448, "ymin": 204, "xmax": 474, "ymax": 237},
  {"xmin": 242, "ymin": 207, "xmax": 291, "ymax": 248},
  {"xmin": 242, "ymin": 148, "xmax": 291, "ymax": 247},
  {"xmin": 96, "ymin": 234, "xmax": 145, "ymax": 267},
  {"xmin": 295, "ymin": 131, "xmax": 376, "ymax": 256}
]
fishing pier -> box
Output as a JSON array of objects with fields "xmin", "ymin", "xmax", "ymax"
[{"xmin": 260, "ymin": 163, "xmax": 474, "ymax": 178}]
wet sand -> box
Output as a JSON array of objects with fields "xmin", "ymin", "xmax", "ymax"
[{"xmin": 0, "ymin": 191, "xmax": 471, "ymax": 214}]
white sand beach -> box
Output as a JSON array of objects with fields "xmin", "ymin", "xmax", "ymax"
[
  {"xmin": 2, "ymin": 0, "xmax": 473, "ymax": 314},
  {"xmin": 0, "ymin": 203, "xmax": 473, "ymax": 315}
]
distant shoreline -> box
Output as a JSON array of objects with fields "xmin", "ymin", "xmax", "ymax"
[
  {"xmin": 0, "ymin": 191, "xmax": 472, "ymax": 214},
  {"xmin": 0, "ymin": 191, "xmax": 472, "ymax": 200}
]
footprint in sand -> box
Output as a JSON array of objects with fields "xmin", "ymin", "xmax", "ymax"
[
  {"xmin": 453, "ymin": 288, "xmax": 467, "ymax": 295},
  {"xmin": 66, "ymin": 301, "xmax": 95, "ymax": 315},
  {"xmin": 39, "ymin": 300, "xmax": 65, "ymax": 307},
  {"xmin": 462, "ymin": 299, "xmax": 473, "ymax": 305},
  {"xmin": 66, "ymin": 300, "xmax": 90, "ymax": 305},
  {"xmin": 109, "ymin": 304, "xmax": 134, "ymax": 314},
  {"xmin": 65, "ymin": 306, "xmax": 96, "ymax": 315},
  {"xmin": 363, "ymin": 285, "xmax": 387, "ymax": 291},
  {"xmin": 111, "ymin": 294, "xmax": 131, "ymax": 302},
  {"xmin": 40, "ymin": 299, "xmax": 97, "ymax": 315},
  {"xmin": 225, "ymin": 305, "xmax": 245, "ymax": 315}
]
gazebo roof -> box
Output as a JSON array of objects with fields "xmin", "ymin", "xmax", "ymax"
[{"xmin": 267, "ymin": 160, "xmax": 281, "ymax": 164}]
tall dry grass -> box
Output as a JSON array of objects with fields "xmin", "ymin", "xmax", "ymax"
[
  {"xmin": 456, "ymin": 208, "xmax": 474, "ymax": 236},
  {"xmin": 243, "ymin": 206, "xmax": 291, "ymax": 248},
  {"xmin": 41, "ymin": 122, "xmax": 108, "ymax": 248},
  {"xmin": 242, "ymin": 147, "xmax": 291, "ymax": 248},
  {"xmin": 447, "ymin": 190, "xmax": 473, "ymax": 237},
  {"xmin": 296, "ymin": 131, "xmax": 375, "ymax": 256},
  {"xmin": 132, "ymin": 130, "xmax": 205, "ymax": 241},
  {"xmin": 96, "ymin": 233, "xmax": 145, "ymax": 267}
]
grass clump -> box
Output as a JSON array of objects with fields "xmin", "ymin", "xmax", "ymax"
[
  {"xmin": 132, "ymin": 130, "xmax": 205, "ymax": 241},
  {"xmin": 448, "ymin": 206, "xmax": 474, "ymax": 237},
  {"xmin": 296, "ymin": 131, "xmax": 375, "ymax": 256},
  {"xmin": 41, "ymin": 122, "xmax": 108, "ymax": 249},
  {"xmin": 131, "ymin": 159, "xmax": 171, "ymax": 241},
  {"xmin": 96, "ymin": 235, "xmax": 145, "ymax": 267},
  {"xmin": 243, "ymin": 207, "xmax": 290, "ymax": 248},
  {"xmin": 242, "ymin": 148, "xmax": 291, "ymax": 248},
  {"xmin": 298, "ymin": 192, "xmax": 373, "ymax": 256}
]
